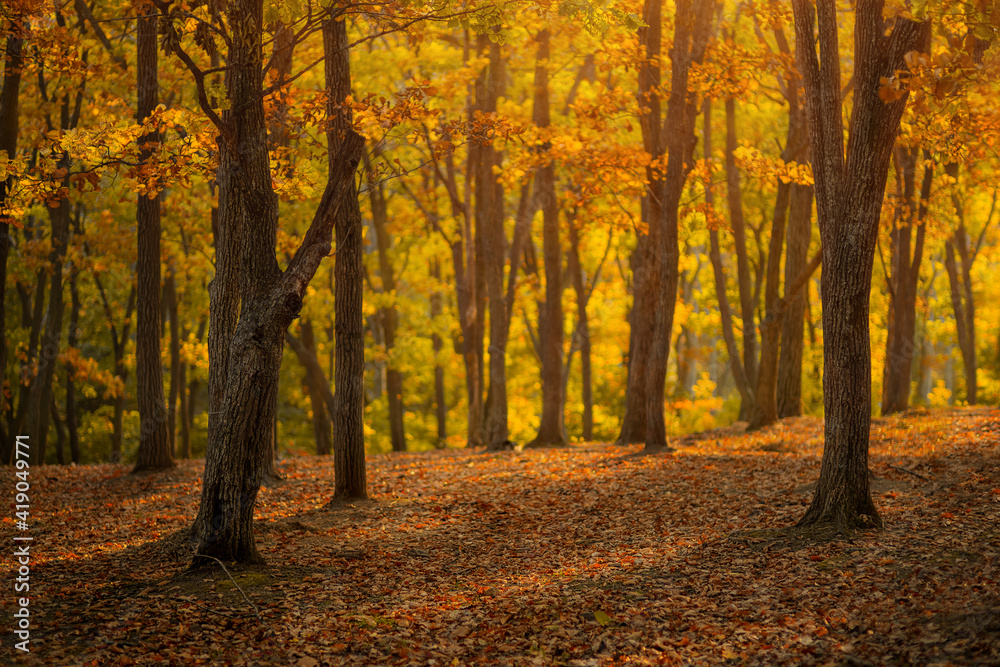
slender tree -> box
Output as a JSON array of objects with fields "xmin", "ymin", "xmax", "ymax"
[
  {"xmin": 134, "ymin": 0, "xmax": 174, "ymax": 472},
  {"xmin": 529, "ymin": 29, "xmax": 565, "ymax": 447}
]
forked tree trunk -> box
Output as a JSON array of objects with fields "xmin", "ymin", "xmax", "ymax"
[
  {"xmin": 134, "ymin": 3, "xmax": 174, "ymax": 472},
  {"xmin": 191, "ymin": 3, "xmax": 364, "ymax": 563},
  {"xmin": 792, "ymin": 0, "xmax": 928, "ymax": 530},
  {"xmin": 644, "ymin": 0, "xmax": 716, "ymax": 451},
  {"xmin": 943, "ymin": 163, "xmax": 979, "ymax": 406}
]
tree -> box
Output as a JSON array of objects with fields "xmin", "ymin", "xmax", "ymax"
[
  {"xmin": 528, "ymin": 28, "xmax": 564, "ymax": 448},
  {"xmin": 791, "ymin": 0, "xmax": 928, "ymax": 530},
  {"xmin": 0, "ymin": 19, "xmax": 25, "ymax": 452},
  {"xmin": 643, "ymin": 0, "xmax": 716, "ymax": 451},
  {"xmin": 133, "ymin": 0, "xmax": 174, "ymax": 472},
  {"xmin": 170, "ymin": 0, "xmax": 364, "ymax": 562},
  {"xmin": 326, "ymin": 18, "xmax": 368, "ymax": 501}
]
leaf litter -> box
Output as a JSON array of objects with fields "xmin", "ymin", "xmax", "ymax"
[{"xmin": 3, "ymin": 406, "xmax": 998, "ymax": 665}]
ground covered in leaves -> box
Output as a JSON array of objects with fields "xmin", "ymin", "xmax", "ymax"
[{"xmin": 3, "ymin": 407, "xmax": 999, "ymax": 666}]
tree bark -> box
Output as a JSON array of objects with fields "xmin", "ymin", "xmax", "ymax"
[
  {"xmin": 134, "ymin": 2, "xmax": 174, "ymax": 472},
  {"xmin": 748, "ymin": 60, "xmax": 810, "ymax": 430},
  {"xmin": 431, "ymin": 258, "xmax": 447, "ymax": 446},
  {"xmin": 0, "ymin": 25, "xmax": 24, "ymax": 432},
  {"xmin": 644, "ymin": 0, "xmax": 716, "ymax": 451},
  {"xmin": 617, "ymin": 0, "xmax": 662, "ymax": 445},
  {"xmin": 792, "ymin": 0, "xmax": 928, "ymax": 530},
  {"xmin": 191, "ymin": 2, "xmax": 365, "ymax": 563},
  {"xmin": 724, "ymin": 96, "xmax": 758, "ymax": 411},
  {"xmin": 567, "ymin": 211, "xmax": 593, "ymax": 441},
  {"xmin": 66, "ymin": 265, "xmax": 81, "ymax": 464},
  {"xmin": 704, "ymin": 99, "xmax": 754, "ymax": 413},
  {"xmin": 529, "ymin": 30, "xmax": 565, "ymax": 448},
  {"xmin": 296, "ymin": 319, "xmax": 333, "ymax": 455},
  {"xmin": 368, "ymin": 154, "xmax": 405, "ymax": 451},
  {"xmin": 777, "ymin": 180, "xmax": 814, "ymax": 417},
  {"xmin": 943, "ymin": 163, "xmax": 978, "ymax": 405},
  {"xmin": 881, "ymin": 146, "xmax": 931, "ymax": 414},
  {"xmin": 326, "ymin": 19, "xmax": 368, "ymax": 502},
  {"xmin": 165, "ymin": 270, "xmax": 181, "ymax": 456}
]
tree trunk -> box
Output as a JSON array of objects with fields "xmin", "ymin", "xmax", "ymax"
[
  {"xmin": 191, "ymin": 2, "xmax": 364, "ymax": 563},
  {"xmin": 881, "ymin": 146, "xmax": 931, "ymax": 414},
  {"xmin": 943, "ymin": 163, "xmax": 978, "ymax": 405},
  {"xmin": 777, "ymin": 181, "xmax": 814, "ymax": 417},
  {"xmin": 0, "ymin": 26, "xmax": 24, "ymax": 431},
  {"xmin": 618, "ymin": 0, "xmax": 663, "ymax": 445},
  {"xmin": 134, "ymin": 3, "xmax": 174, "ymax": 472},
  {"xmin": 50, "ymin": 397, "xmax": 65, "ymax": 465},
  {"xmin": 66, "ymin": 267, "xmax": 81, "ymax": 464},
  {"xmin": 725, "ymin": 96, "xmax": 758, "ymax": 413},
  {"xmin": 567, "ymin": 211, "xmax": 594, "ymax": 441},
  {"xmin": 326, "ymin": 19, "xmax": 368, "ymax": 502},
  {"xmin": 747, "ymin": 64, "xmax": 810, "ymax": 430},
  {"xmin": 25, "ymin": 178, "xmax": 70, "ymax": 466},
  {"xmin": 297, "ymin": 319, "xmax": 333, "ymax": 455},
  {"xmin": 165, "ymin": 270, "xmax": 181, "ymax": 457},
  {"xmin": 368, "ymin": 156, "xmax": 406, "ymax": 451},
  {"xmin": 704, "ymin": 99, "xmax": 754, "ymax": 413},
  {"xmin": 529, "ymin": 30, "xmax": 565, "ymax": 448},
  {"xmin": 644, "ymin": 0, "xmax": 716, "ymax": 451},
  {"xmin": 792, "ymin": 0, "xmax": 928, "ymax": 530},
  {"xmin": 431, "ymin": 258, "xmax": 447, "ymax": 446}
]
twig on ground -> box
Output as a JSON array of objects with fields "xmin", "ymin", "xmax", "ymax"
[
  {"xmin": 887, "ymin": 464, "xmax": 931, "ymax": 482},
  {"xmin": 191, "ymin": 554, "xmax": 263, "ymax": 622}
]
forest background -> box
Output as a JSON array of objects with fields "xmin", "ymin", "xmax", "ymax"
[{"xmin": 1, "ymin": 0, "xmax": 999, "ymax": 469}]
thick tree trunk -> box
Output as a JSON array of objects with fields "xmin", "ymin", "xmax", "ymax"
[
  {"xmin": 134, "ymin": 4, "xmax": 174, "ymax": 472},
  {"xmin": 475, "ymin": 39, "xmax": 509, "ymax": 449},
  {"xmin": 792, "ymin": 0, "xmax": 927, "ymax": 530},
  {"xmin": 529, "ymin": 30, "xmax": 565, "ymax": 448},
  {"xmin": 644, "ymin": 0, "xmax": 715, "ymax": 451},
  {"xmin": 618, "ymin": 0, "xmax": 663, "ymax": 445},
  {"xmin": 0, "ymin": 27, "xmax": 24, "ymax": 427},
  {"xmin": 881, "ymin": 146, "xmax": 931, "ymax": 414},
  {"xmin": 192, "ymin": 2, "xmax": 364, "ymax": 563}
]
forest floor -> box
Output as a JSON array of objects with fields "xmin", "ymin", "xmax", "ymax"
[{"xmin": 3, "ymin": 406, "xmax": 999, "ymax": 666}]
